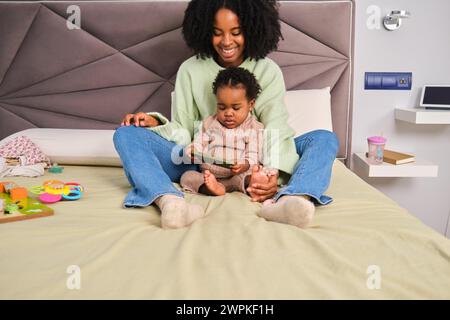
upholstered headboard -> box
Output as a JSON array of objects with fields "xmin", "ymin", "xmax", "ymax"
[{"xmin": 0, "ymin": 0, "xmax": 354, "ymax": 159}]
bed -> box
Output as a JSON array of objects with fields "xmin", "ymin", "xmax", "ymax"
[{"xmin": 1, "ymin": 0, "xmax": 449, "ymax": 299}]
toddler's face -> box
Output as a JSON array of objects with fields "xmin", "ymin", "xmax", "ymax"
[{"xmin": 215, "ymin": 85, "xmax": 254, "ymax": 129}]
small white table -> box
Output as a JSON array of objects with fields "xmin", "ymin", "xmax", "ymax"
[
  {"xmin": 352, "ymin": 153, "xmax": 438, "ymax": 178},
  {"xmin": 395, "ymin": 107, "xmax": 450, "ymax": 124}
]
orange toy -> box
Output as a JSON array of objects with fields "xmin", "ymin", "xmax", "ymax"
[
  {"xmin": 1, "ymin": 182, "xmax": 18, "ymax": 193},
  {"xmin": 10, "ymin": 187, "xmax": 28, "ymax": 202},
  {"xmin": 0, "ymin": 181, "xmax": 14, "ymax": 193}
]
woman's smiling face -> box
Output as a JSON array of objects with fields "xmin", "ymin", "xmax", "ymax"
[{"xmin": 212, "ymin": 8, "xmax": 245, "ymax": 68}]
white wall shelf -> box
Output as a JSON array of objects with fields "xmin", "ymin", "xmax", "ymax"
[
  {"xmin": 352, "ymin": 153, "xmax": 438, "ymax": 178},
  {"xmin": 395, "ymin": 107, "xmax": 450, "ymax": 124}
]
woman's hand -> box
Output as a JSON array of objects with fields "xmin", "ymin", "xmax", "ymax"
[
  {"xmin": 247, "ymin": 166, "xmax": 278, "ymax": 202},
  {"xmin": 121, "ymin": 112, "xmax": 160, "ymax": 127}
]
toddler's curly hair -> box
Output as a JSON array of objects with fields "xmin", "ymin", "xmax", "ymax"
[{"xmin": 212, "ymin": 67, "xmax": 262, "ymax": 101}]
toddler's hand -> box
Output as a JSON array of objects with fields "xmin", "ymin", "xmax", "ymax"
[
  {"xmin": 246, "ymin": 165, "xmax": 278, "ymax": 202},
  {"xmin": 183, "ymin": 145, "xmax": 195, "ymax": 164},
  {"xmin": 230, "ymin": 160, "xmax": 250, "ymax": 175}
]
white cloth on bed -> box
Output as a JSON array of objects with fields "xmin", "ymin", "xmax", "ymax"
[{"xmin": 0, "ymin": 156, "xmax": 45, "ymax": 178}]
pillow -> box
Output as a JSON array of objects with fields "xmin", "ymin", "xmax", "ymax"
[
  {"xmin": 0, "ymin": 129, "xmax": 121, "ymax": 166},
  {"xmin": 284, "ymin": 87, "xmax": 333, "ymax": 137}
]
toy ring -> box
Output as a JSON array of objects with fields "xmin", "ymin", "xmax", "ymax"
[
  {"xmin": 31, "ymin": 181, "xmax": 84, "ymax": 204},
  {"xmin": 65, "ymin": 182, "xmax": 84, "ymax": 192},
  {"xmin": 39, "ymin": 193, "xmax": 62, "ymax": 204},
  {"xmin": 44, "ymin": 185, "xmax": 69, "ymax": 195},
  {"xmin": 43, "ymin": 180, "xmax": 65, "ymax": 187},
  {"xmin": 62, "ymin": 188, "xmax": 82, "ymax": 200}
]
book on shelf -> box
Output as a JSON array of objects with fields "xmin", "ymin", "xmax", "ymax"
[
  {"xmin": 383, "ymin": 149, "xmax": 415, "ymax": 165},
  {"xmin": 365, "ymin": 149, "xmax": 415, "ymax": 165}
]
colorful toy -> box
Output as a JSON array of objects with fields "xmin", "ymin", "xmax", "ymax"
[
  {"xmin": 48, "ymin": 163, "xmax": 64, "ymax": 174},
  {"xmin": 0, "ymin": 181, "xmax": 54, "ymax": 224},
  {"xmin": 1, "ymin": 182, "xmax": 16, "ymax": 193},
  {"xmin": 29, "ymin": 180, "xmax": 84, "ymax": 204},
  {"xmin": 10, "ymin": 187, "xmax": 28, "ymax": 202}
]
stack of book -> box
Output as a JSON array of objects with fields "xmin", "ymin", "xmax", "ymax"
[
  {"xmin": 365, "ymin": 149, "xmax": 415, "ymax": 165},
  {"xmin": 383, "ymin": 149, "xmax": 415, "ymax": 165}
]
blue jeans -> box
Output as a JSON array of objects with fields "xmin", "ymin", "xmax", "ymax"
[
  {"xmin": 275, "ymin": 129, "xmax": 339, "ymax": 205},
  {"xmin": 113, "ymin": 126, "xmax": 338, "ymax": 207},
  {"xmin": 113, "ymin": 126, "xmax": 197, "ymax": 207}
]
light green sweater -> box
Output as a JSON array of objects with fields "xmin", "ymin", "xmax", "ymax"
[{"xmin": 148, "ymin": 56, "xmax": 299, "ymax": 184}]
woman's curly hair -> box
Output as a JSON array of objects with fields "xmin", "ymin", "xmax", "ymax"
[
  {"xmin": 212, "ymin": 67, "xmax": 262, "ymax": 101},
  {"xmin": 182, "ymin": 0, "xmax": 283, "ymax": 61}
]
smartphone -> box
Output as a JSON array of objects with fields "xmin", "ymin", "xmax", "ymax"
[{"xmin": 192, "ymin": 151, "xmax": 234, "ymax": 168}]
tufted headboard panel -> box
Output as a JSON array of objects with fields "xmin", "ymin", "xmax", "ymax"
[{"xmin": 0, "ymin": 0, "xmax": 354, "ymax": 159}]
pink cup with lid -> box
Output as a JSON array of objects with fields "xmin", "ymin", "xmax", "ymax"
[{"xmin": 367, "ymin": 136, "xmax": 387, "ymax": 165}]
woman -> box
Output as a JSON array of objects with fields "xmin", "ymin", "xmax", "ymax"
[{"xmin": 114, "ymin": 0, "xmax": 338, "ymax": 229}]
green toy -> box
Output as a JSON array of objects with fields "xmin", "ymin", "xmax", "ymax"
[{"xmin": 48, "ymin": 163, "xmax": 64, "ymax": 174}]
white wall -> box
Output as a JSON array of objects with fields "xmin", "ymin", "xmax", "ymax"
[
  {"xmin": 351, "ymin": 0, "xmax": 450, "ymax": 235},
  {"xmin": 446, "ymin": 209, "xmax": 450, "ymax": 237}
]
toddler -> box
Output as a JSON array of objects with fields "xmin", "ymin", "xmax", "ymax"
[{"xmin": 181, "ymin": 67, "xmax": 273, "ymax": 196}]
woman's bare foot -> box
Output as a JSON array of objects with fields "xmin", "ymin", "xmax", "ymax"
[{"xmin": 203, "ymin": 170, "xmax": 226, "ymax": 196}]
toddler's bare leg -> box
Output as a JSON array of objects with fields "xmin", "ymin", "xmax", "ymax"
[
  {"xmin": 221, "ymin": 174, "xmax": 245, "ymax": 193},
  {"xmin": 180, "ymin": 170, "xmax": 205, "ymax": 193}
]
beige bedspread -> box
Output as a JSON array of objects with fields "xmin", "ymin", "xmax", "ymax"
[{"xmin": 1, "ymin": 161, "xmax": 449, "ymax": 299}]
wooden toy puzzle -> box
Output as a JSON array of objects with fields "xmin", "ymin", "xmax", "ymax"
[{"xmin": 0, "ymin": 181, "xmax": 54, "ymax": 224}]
